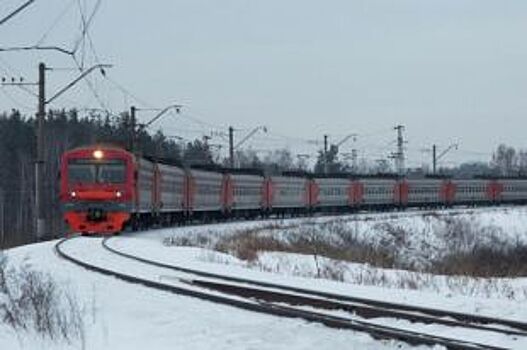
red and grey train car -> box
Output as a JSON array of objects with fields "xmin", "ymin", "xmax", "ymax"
[{"xmin": 60, "ymin": 145, "xmax": 527, "ymax": 235}]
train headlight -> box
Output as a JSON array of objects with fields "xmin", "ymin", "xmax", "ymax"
[
  {"xmin": 115, "ymin": 191, "xmax": 122, "ymax": 198},
  {"xmin": 70, "ymin": 191, "xmax": 77, "ymax": 198},
  {"xmin": 93, "ymin": 149, "xmax": 104, "ymax": 159}
]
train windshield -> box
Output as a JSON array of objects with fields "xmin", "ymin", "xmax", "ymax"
[{"xmin": 68, "ymin": 159, "xmax": 126, "ymax": 184}]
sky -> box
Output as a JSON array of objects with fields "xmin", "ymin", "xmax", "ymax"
[{"xmin": 1, "ymin": 0, "xmax": 526, "ymax": 168}]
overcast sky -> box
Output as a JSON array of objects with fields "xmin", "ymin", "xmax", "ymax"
[{"xmin": 1, "ymin": 0, "xmax": 526, "ymax": 167}]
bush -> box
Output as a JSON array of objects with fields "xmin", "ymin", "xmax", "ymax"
[
  {"xmin": 433, "ymin": 245, "xmax": 527, "ymax": 277},
  {"xmin": 0, "ymin": 253, "xmax": 84, "ymax": 343}
]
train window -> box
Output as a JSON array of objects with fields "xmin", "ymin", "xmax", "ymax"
[{"xmin": 68, "ymin": 159, "xmax": 126, "ymax": 184}]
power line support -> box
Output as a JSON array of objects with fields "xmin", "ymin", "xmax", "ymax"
[
  {"xmin": 3, "ymin": 62, "xmax": 111, "ymax": 242},
  {"xmin": 131, "ymin": 104, "xmax": 182, "ymax": 155},
  {"xmin": 36, "ymin": 62, "xmax": 45, "ymax": 241},
  {"xmin": 432, "ymin": 144, "xmax": 437, "ymax": 175},
  {"xmin": 393, "ymin": 125, "xmax": 405, "ymax": 176},
  {"xmin": 229, "ymin": 126, "xmax": 234, "ymax": 168},
  {"xmin": 130, "ymin": 105, "xmax": 136, "ymax": 152},
  {"xmin": 324, "ymin": 134, "xmax": 328, "ymax": 174},
  {"xmin": 433, "ymin": 143, "xmax": 458, "ymax": 174}
]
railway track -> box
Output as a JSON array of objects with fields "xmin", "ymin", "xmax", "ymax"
[
  {"xmin": 102, "ymin": 235, "xmax": 527, "ymax": 336},
  {"xmin": 54, "ymin": 235, "xmax": 527, "ymax": 349}
]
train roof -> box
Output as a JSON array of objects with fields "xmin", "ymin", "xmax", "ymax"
[
  {"xmin": 473, "ymin": 175, "xmax": 527, "ymax": 180},
  {"xmin": 63, "ymin": 144, "xmax": 133, "ymax": 158},
  {"xmin": 142, "ymin": 154, "xmax": 185, "ymax": 168},
  {"xmin": 65, "ymin": 144, "xmax": 129, "ymax": 153},
  {"xmin": 224, "ymin": 168, "xmax": 265, "ymax": 176},
  {"xmin": 279, "ymin": 170, "xmax": 312, "ymax": 178}
]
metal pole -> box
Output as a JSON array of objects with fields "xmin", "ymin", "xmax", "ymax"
[
  {"xmin": 229, "ymin": 126, "xmax": 234, "ymax": 168},
  {"xmin": 432, "ymin": 144, "xmax": 437, "ymax": 175},
  {"xmin": 36, "ymin": 62, "xmax": 45, "ymax": 241},
  {"xmin": 130, "ymin": 105, "xmax": 136, "ymax": 152},
  {"xmin": 324, "ymin": 134, "xmax": 328, "ymax": 174},
  {"xmin": 394, "ymin": 125, "xmax": 405, "ymax": 176}
]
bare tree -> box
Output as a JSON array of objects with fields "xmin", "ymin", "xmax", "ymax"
[{"xmin": 492, "ymin": 144, "xmax": 517, "ymax": 176}]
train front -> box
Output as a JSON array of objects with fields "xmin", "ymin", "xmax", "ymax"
[{"xmin": 60, "ymin": 146, "xmax": 134, "ymax": 235}]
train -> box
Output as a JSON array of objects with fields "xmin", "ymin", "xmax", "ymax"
[{"xmin": 59, "ymin": 145, "xmax": 527, "ymax": 235}]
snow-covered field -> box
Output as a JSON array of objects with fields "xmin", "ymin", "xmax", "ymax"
[
  {"xmin": 0, "ymin": 240, "xmax": 419, "ymax": 350},
  {"xmin": 164, "ymin": 206, "xmax": 527, "ymax": 300},
  {"xmin": 1, "ymin": 206, "xmax": 527, "ymax": 349}
]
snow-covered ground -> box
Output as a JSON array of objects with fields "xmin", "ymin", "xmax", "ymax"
[
  {"xmin": 163, "ymin": 206, "xmax": 527, "ymax": 300},
  {"xmin": 0, "ymin": 240, "xmax": 420, "ymax": 350},
  {"xmin": 1, "ymin": 206, "xmax": 527, "ymax": 349}
]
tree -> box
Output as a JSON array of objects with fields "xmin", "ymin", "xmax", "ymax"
[
  {"xmin": 517, "ymin": 150, "xmax": 527, "ymax": 176},
  {"xmin": 183, "ymin": 139, "xmax": 214, "ymax": 166},
  {"xmin": 314, "ymin": 145, "xmax": 343, "ymax": 174},
  {"xmin": 492, "ymin": 144, "xmax": 517, "ymax": 176},
  {"xmin": 375, "ymin": 159, "xmax": 391, "ymax": 174},
  {"xmin": 262, "ymin": 149, "xmax": 294, "ymax": 172},
  {"xmin": 232, "ymin": 148, "xmax": 262, "ymax": 169}
]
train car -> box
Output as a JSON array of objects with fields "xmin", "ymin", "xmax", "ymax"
[
  {"xmin": 311, "ymin": 176, "xmax": 351, "ymax": 211},
  {"xmin": 59, "ymin": 146, "xmax": 135, "ymax": 234},
  {"xmin": 451, "ymin": 179, "xmax": 489, "ymax": 204},
  {"xmin": 226, "ymin": 170, "xmax": 266, "ymax": 215},
  {"xmin": 135, "ymin": 157, "xmax": 157, "ymax": 213},
  {"xmin": 186, "ymin": 167, "xmax": 226, "ymax": 218},
  {"xmin": 360, "ymin": 178, "xmax": 399, "ymax": 208},
  {"xmin": 500, "ymin": 179, "xmax": 527, "ymax": 204},
  {"xmin": 267, "ymin": 174, "xmax": 310, "ymax": 214},
  {"xmin": 156, "ymin": 162, "xmax": 186, "ymax": 224},
  {"xmin": 406, "ymin": 179, "xmax": 444, "ymax": 207}
]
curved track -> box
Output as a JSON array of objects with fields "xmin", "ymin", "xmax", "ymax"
[
  {"xmin": 54, "ymin": 235, "xmax": 526, "ymax": 349},
  {"xmin": 103, "ymin": 235, "xmax": 527, "ymax": 336}
]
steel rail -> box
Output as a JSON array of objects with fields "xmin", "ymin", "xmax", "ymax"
[
  {"xmin": 103, "ymin": 236, "xmax": 527, "ymax": 335},
  {"xmin": 55, "ymin": 236, "xmax": 508, "ymax": 350}
]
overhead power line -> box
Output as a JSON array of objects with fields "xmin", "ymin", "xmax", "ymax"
[{"xmin": 0, "ymin": 0, "xmax": 35, "ymax": 26}]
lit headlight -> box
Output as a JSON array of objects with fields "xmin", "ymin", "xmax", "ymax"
[
  {"xmin": 115, "ymin": 191, "xmax": 122, "ymax": 198},
  {"xmin": 93, "ymin": 149, "xmax": 104, "ymax": 159},
  {"xmin": 70, "ymin": 191, "xmax": 77, "ymax": 198}
]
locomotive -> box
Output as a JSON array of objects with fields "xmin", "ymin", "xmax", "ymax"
[{"xmin": 59, "ymin": 145, "xmax": 527, "ymax": 235}]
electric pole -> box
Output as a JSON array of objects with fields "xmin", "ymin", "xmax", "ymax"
[
  {"xmin": 2, "ymin": 62, "xmax": 112, "ymax": 241},
  {"xmin": 392, "ymin": 125, "xmax": 405, "ymax": 176},
  {"xmin": 129, "ymin": 104, "xmax": 181, "ymax": 155},
  {"xmin": 324, "ymin": 134, "xmax": 328, "ymax": 174},
  {"xmin": 432, "ymin": 144, "xmax": 437, "ymax": 175},
  {"xmin": 229, "ymin": 126, "xmax": 234, "ymax": 168},
  {"xmin": 229, "ymin": 125, "xmax": 267, "ymax": 168},
  {"xmin": 432, "ymin": 143, "xmax": 458, "ymax": 175},
  {"xmin": 130, "ymin": 105, "xmax": 136, "ymax": 152},
  {"xmin": 36, "ymin": 62, "xmax": 45, "ymax": 240}
]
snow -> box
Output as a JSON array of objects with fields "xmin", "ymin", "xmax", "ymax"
[
  {"xmin": 2, "ymin": 206, "xmax": 527, "ymax": 349},
  {"xmin": 0, "ymin": 240, "xmax": 419, "ymax": 350}
]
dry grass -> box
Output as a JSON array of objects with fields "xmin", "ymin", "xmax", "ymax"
[
  {"xmin": 0, "ymin": 253, "xmax": 85, "ymax": 343},
  {"xmin": 166, "ymin": 213, "xmax": 527, "ymax": 280},
  {"xmin": 433, "ymin": 245, "xmax": 527, "ymax": 277},
  {"xmin": 169, "ymin": 220, "xmax": 396, "ymax": 268}
]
